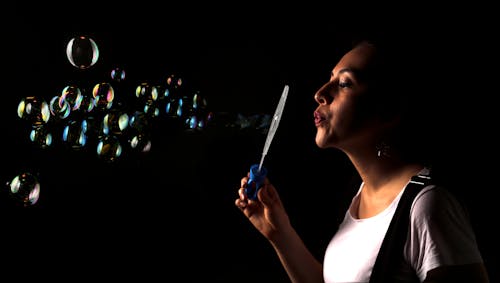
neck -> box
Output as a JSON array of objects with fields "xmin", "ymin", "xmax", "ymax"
[{"xmin": 345, "ymin": 145, "xmax": 424, "ymax": 193}]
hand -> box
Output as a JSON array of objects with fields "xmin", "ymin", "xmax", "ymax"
[{"xmin": 235, "ymin": 174, "xmax": 291, "ymax": 242}]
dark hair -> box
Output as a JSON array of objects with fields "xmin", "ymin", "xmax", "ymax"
[{"xmin": 341, "ymin": 27, "xmax": 439, "ymax": 166}]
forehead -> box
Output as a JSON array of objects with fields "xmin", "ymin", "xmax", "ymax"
[{"xmin": 332, "ymin": 42, "xmax": 378, "ymax": 76}]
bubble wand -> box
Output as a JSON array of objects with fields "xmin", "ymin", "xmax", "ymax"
[{"xmin": 246, "ymin": 84, "xmax": 289, "ymax": 200}]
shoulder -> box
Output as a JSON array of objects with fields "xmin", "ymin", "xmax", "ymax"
[
  {"xmin": 408, "ymin": 167, "xmax": 469, "ymax": 219},
  {"xmin": 406, "ymin": 184, "xmax": 485, "ymax": 280},
  {"xmin": 411, "ymin": 184, "xmax": 469, "ymax": 222}
]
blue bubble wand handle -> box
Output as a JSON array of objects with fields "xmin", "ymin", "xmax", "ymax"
[{"xmin": 246, "ymin": 84, "xmax": 289, "ymax": 200}]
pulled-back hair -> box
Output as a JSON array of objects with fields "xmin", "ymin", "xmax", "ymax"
[{"xmin": 339, "ymin": 26, "xmax": 439, "ymax": 166}]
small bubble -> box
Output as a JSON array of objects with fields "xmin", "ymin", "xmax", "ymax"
[
  {"xmin": 97, "ymin": 135, "xmax": 122, "ymax": 162},
  {"xmin": 110, "ymin": 67, "xmax": 126, "ymax": 82},
  {"xmin": 62, "ymin": 120, "xmax": 88, "ymax": 150},
  {"xmin": 60, "ymin": 85, "xmax": 83, "ymax": 110},
  {"xmin": 135, "ymin": 82, "xmax": 158, "ymax": 102},
  {"xmin": 30, "ymin": 125, "xmax": 53, "ymax": 149},
  {"xmin": 49, "ymin": 95, "xmax": 71, "ymax": 120},
  {"xmin": 103, "ymin": 109, "xmax": 129, "ymax": 135},
  {"xmin": 129, "ymin": 134, "xmax": 151, "ymax": 153},
  {"xmin": 92, "ymin": 82, "xmax": 114, "ymax": 111}
]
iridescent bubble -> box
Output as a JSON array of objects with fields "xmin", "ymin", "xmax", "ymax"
[
  {"xmin": 73, "ymin": 93, "xmax": 95, "ymax": 114},
  {"xmin": 197, "ymin": 119, "xmax": 206, "ymax": 129},
  {"xmin": 192, "ymin": 91, "xmax": 207, "ymax": 110},
  {"xmin": 6, "ymin": 172, "xmax": 41, "ymax": 207},
  {"xmin": 62, "ymin": 120, "xmax": 88, "ymax": 149},
  {"xmin": 30, "ymin": 125, "xmax": 53, "ymax": 149},
  {"xmin": 129, "ymin": 111, "xmax": 150, "ymax": 133},
  {"xmin": 103, "ymin": 109, "xmax": 129, "ymax": 135},
  {"xmin": 92, "ymin": 82, "xmax": 114, "ymax": 111},
  {"xmin": 110, "ymin": 67, "xmax": 126, "ymax": 82},
  {"xmin": 165, "ymin": 97, "xmax": 184, "ymax": 118},
  {"xmin": 186, "ymin": 115, "xmax": 198, "ymax": 130},
  {"xmin": 184, "ymin": 112, "xmax": 209, "ymax": 131},
  {"xmin": 17, "ymin": 96, "xmax": 50, "ymax": 125},
  {"xmin": 96, "ymin": 135, "xmax": 122, "ymax": 162},
  {"xmin": 162, "ymin": 74, "xmax": 184, "ymax": 103},
  {"xmin": 135, "ymin": 82, "xmax": 158, "ymax": 102},
  {"xmin": 141, "ymin": 100, "xmax": 159, "ymax": 119},
  {"xmin": 83, "ymin": 115, "xmax": 104, "ymax": 142},
  {"xmin": 60, "ymin": 85, "xmax": 83, "ymax": 110},
  {"xmin": 129, "ymin": 134, "xmax": 151, "ymax": 153},
  {"xmin": 66, "ymin": 36, "xmax": 99, "ymax": 69},
  {"xmin": 49, "ymin": 95, "xmax": 71, "ymax": 120},
  {"xmin": 135, "ymin": 83, "xmax": 160, "ymax": 118},
  {"xmin": 166, "ymin": 74, "xmax": 183, "ymax": 89},
  {"xmin": 161, "ymin": 88, "xmax": 170, "ymax": 101},
  {"xmin": 203, "ymin": 111, "xmax": 215, "ymax": 129},
  {"xmin": 206, "ymin": 111, "xmax": 214, "ymax": 123},
  {"xmin": 127, "ymin": 111, "xmax": 152, "ymax": 153}
]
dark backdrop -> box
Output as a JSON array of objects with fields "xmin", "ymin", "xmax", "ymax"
[{"xmin": 2, "ymin": 2, "xmax": 497, "ymax": 282}]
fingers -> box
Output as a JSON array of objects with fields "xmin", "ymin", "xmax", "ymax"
[
  {"xmin": 240, "ymin": 176, "xmax": 249, "ymax": 188},
  {"xmin": 236, "ymin": 178, "xmax": 249, "ymax": 211},
  {"xmin": 235, "ymin": 197, "xmax": 247, "ymax": 210},
  {"xmin": 257, "ymin": 184, "xmax": 271, "ymax": 206},
  {"xmin": 238, "ymin": 187, "xmax": 247, "ymax": 202},
  {"xmin": 258, "ymin": 181, "xmax": 280, "ymax": 207}
]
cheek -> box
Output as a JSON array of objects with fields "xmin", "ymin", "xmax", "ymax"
[
  {"xmin": 330, "ymin": 98, "xmax": 370, "ymax": 139},
  {"xmin": 332, "ymin": 101, "xmax": 354, "ymax": 129}
]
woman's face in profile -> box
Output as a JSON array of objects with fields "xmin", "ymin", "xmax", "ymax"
[{"xmin": 314, "ymin": 41, "xmax": 383, "ymax": 150}]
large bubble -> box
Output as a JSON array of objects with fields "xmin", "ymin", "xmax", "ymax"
[
  {"xmin": 6, "ymin": 172, "xmax": 41, "ymax": 207},
  {"xmin": 66, "ymin": 36, "xmax": 99, "ymax": 69}
]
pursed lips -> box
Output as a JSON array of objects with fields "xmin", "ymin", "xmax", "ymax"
[{"xmin": 314, "ymin": 111, "xmax": 326, "ymax": 126}]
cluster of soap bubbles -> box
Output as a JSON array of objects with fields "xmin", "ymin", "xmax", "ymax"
[
  {"xmin": 6, "ymin": 35, "xmax": 214, "ymax": 208},
  {"xmin": 4, "ymin": 35, "xmax": 273, "ymax": 208}
]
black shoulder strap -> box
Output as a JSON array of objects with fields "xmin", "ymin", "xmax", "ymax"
[{"xmin": 369, "ymin": 174, "xmax": 432, "ymax": 283}]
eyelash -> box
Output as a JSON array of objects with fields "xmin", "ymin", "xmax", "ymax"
[{"xmin": 339, "ymin": 81, "xmax": 351, "ymax": 88}]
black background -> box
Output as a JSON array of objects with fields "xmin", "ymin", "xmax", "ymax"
[{"xmin": 2, "ymin": 2, "xmax": 498, "ymax": 282}]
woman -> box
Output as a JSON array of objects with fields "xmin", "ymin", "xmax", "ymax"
[{"xmin": 235, "ymin": 33, "xmax": 489, "ymax": 282}]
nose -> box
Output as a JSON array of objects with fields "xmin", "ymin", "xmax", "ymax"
[{"xmin": 314, "ymin": 83, "xmax": 333, "ymax": 105}]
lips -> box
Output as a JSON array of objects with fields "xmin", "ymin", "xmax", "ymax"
[{"xmin": 314, "ymin": 111, "xmax": 326, "ymax": 126}]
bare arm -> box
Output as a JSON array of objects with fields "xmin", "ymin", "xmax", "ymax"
[
  {"xmin": 270, "ymin": 224, "xmax": 324, "ymax": 283},
  {"xmin": 235, "ymin": 176, "xmax": 324, "ymax": 283}
]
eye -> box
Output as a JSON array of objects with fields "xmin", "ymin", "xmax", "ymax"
[{"xmin": 339, "ymin": 80, "xmax": 352, "ymax": 88}]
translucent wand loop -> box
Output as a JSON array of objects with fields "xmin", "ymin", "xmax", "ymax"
[{"xmin": 258, "ymin": 84, "xmax": 289, "ymax": 172}]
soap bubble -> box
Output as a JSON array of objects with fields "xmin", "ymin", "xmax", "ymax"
[
  {"xmin": 103, "ymin": 109, "xmax": 129, "ymax": 135},
  {"xmin": 60, "ymin": 85, "xmax": 83, "ymax": 110},
  {"xmin": 66, "ymin": 36, "xmax": 99, "ymax": 69},
  {"xmin": 110, "ymin": 67, "xmax": 126, "ymax": 82},
  {"xmin": 17, "ymin": 96, "xmax": 50, "ymax": 125},
  {"xmin": 30, "ymin": 125, "xmax": 53, "ymax": 149},
  {"xmin": 129, "ymin": 134, "xmax": 152, "ymax": 153},
  {"xmin": 96, "ymin": 135, "xmax": 122, "ymax": 163},
  {"xmin": 6, "ymin": 172, "xmax": 41, "ymax": 207},
  {"xmin": 92, "ymin": 82, "xmax": 114, "ymax": 111},
  {"xmin": 49, "ymin": 95, "xmax": 71, "ymax": 120},
  {"xmin": 62, "ymin": 120, "xmax": 88, "ymax": 150}
]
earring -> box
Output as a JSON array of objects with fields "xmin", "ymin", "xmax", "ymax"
[{"xmin": 376, "ymin": 141, "xmax": 391, "ymax": 158}]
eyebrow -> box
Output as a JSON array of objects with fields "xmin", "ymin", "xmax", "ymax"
[
  {"xmin": 332, "ymin": 68, "xmax": 365, "ymax": 80},
  {"xmin": 332, "ymin": 68, "xmax": 355, "ymax": 77}
]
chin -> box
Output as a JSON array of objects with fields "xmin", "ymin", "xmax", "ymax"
[
  {"xmin": 316, "ymin": 144, "xmax": 330, "ymax": 149},
  {"xmin": 315, "ymin": 137, "xmax": 328, "ymax": 149}
]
